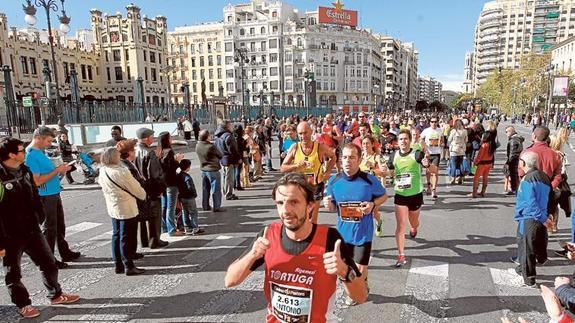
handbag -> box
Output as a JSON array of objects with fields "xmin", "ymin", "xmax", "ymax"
[
  {"xmin": 104, "ymin": 170, "xmax": 154, "ymax": 222},
  {"xmin": 461, "ymin": 158, "xmax": 471, "ymax": 176}
]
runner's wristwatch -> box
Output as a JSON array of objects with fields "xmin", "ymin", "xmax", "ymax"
[{"xmin": 339, "ymin": 265, "xmax": 360, "ymax": 283}]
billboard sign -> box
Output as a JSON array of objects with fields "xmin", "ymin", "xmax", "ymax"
[
  {"xmin": 318, "ymin": 0, "xmax": 358, "ymax": 27},
  {"xmin": 553, "ymin": 76, "xmax": 569, "ymax": 97}
]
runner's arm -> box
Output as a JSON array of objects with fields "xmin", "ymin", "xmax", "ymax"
[
  {"xmin": 320, "ymin": 144, "xmax": 336, "ymax": 181},
  {"xmin": 326, "ymin": 229, "xmax": 367, "ymax": 304},
  {"xmin": 280, "ymin": 145, "xmax": 301, "ymax": 173}
]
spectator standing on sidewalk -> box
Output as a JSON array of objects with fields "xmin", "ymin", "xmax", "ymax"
[
  {"xmin": 192, "ymin": 118, "xmax": 201, "ymax": 141},
  {"xmin": 157, "ymin": 132, "xmax": 185, "ymax": 237},
  {"xmin": 177, "ymin": 159, "xmax": 204, "ymax": 235},
  {"xmin": 214, "ymin": 120, "xmax": 241, "ymax": 201},
  {"xmin": 183, "ymin": 117, "xmax": 193, "ymax": 141},
  {"xmin": 25, "ymin": 127, "xmax": 81, "ymax": 269},
  {"xmin": 0, "ymin": 137, "xmax": 80, "ymax": 318},
  {"xmin": 134, "ymin": 128, "xmax": 169, "ymax": 249},
  {"xmin": 98, "ymin": 147, "xmax": 147, "ymax": 276},
  {"xmin": 57, "ymin": 133, "xmax": 77, "ymax": 185},
  {"xmin": 105, "ymin": 125, "xmax": 126, "ymax": 147},
  {"xmin": 504, "ymin": 126, "xmax": 524, "ymax": 195},
  {"xmin": 196, "ymin": 129, "xmax": 224, "ymax": 212},
  {"xmin": 513, "ymin": 151, "xmax": 552, "ymax": 287}
]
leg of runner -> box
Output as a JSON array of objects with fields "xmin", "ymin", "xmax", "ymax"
[
  {"xmin": 408, "ymin": 210, "xmax": 420, "ymax": 238},
  {"xmin": 429, "ymin": 164, "xmax": 439, "ymax": 199},
  {"xmin": 374, "ymin": 208, "xmax": 383, "ymax": 237},
  {"xmin": 394, "ymin": 205, "xmax": 409, "ymax": 267}
]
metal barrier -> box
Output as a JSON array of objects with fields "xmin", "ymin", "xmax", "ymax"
[{"xmin": 0, "ymin": 100, "xmax": 337, "ymax": 135}]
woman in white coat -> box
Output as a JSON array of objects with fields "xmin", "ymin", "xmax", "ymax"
[{"xmin": 98, "ymin": 147, "xmax": 147, "ymax": 276}]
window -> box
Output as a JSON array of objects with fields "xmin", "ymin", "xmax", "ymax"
[
  {"xmin": 226, "ymin": 69, "xmax": 234, "ymax": 78},
  {"xmin": 250, "ymin": 42, "xmax": 256, "ymax": 51},
  {"xmin": 261, "ymin": 41, "xmax": 267, "ymax": 51},
  {"xmin": 151, "ymin": 68, "xmax": 157, "ymax": 82},
  {"xmin": 225, "ymin": 56, "xmax": 233, "ymax": 64},
  {"xmin": 125, "ymin": 49, "xmax": 130, "ymax": 61},
  {"xmin": 143, "ymin": 50, "xmax": 147, "ymax": 62},
  {"xmin": 200, "ymin": 56, "xmax": 205, "ymax": 67},
  {"xmin": 250, "ymin": 27, "xmax": 255, "ymax": 35},
  {"xmin": 251, "ymin": 69, "xmax": 257, "ymax": 77},
  {"xmin": 126, "ymin": 66, "xmax": 131, "ymax": 80},
  {"xmin": 198, "ymin": 43, "xmax": 203, "ymax": 52},
  {"xmin": 190, "ymin": 44, "xmax": 195, "ymax": 53},
  {"xmin": 240, "ymin": 28, "xmax": 245, "ymax": 36},
  {"xmin": 200, "ymin": 69, "xmax": 205, "ymax": 79},
  {"xmin": 269, "ymin": 39, "xmax": 278, "ymax": 49},
  {"xmin": 209, "ymin": 81, "xmax": 214, "ymax": 92},
  {"xmin": 20, "ymin": 56, "xmax": 29, "ymax": 74},
  {"xmin": 144, "ymin": 67, "xmax": 148, "ymax": 81},
  {"xmin": 106, "ymin": 67, "xmax": 111, "ymax": 82},
  {"xmin": 217, "ymin": 68, "xmax": 222, "ymax": 78},
  {"xmin": 330, "ymin": 67, "xmax": 335, "ymax": 77},
  {"xmin": 208, "ymin": 43, "xmax": 212, "ymax": 53},
  {"xmin": 63, "ymin": 62, "xmax": 69, "ymax": 77},
  {"xmin": 217, "ymin": 55, "xmax": 222, "ymax": 65},
  {"xmin": 192, "ymin": 70, "xmax": 197, "ymax": 80},
  {"xmin": 216, "ymin": 42, "xmax": 221, "ymax": 51},
  {"xmin": 261, "ymin": 27, "xmax": 266, "ymax": 34},
  {"xmin": 262, "ymin": 68, "xmax": 267, "ymax": 76},
  {"xmin": 114, "ymin": 67, "xmax": 123, "ymax": 81},
  {"xmin": 226, "ymin": 82, "xmax": 234, "ymax": 91},
  {"xmin": 208, "ymin": 55, "xmax": 214, "ymax": 66},
  {"xmin": 270, "ymin": 53, "xmax": 278, "ymax": 62},
  {"xmin": 191, "ymin": 58, "xmax": 196, "ymax": 68},
  {"xmin": 192, "ymin": 82, "xmax": 197, "ymax": 92},
  {"xmin": 113, "ymin": 49, "xmax": 121, "ymax": 62},
  {"xmin": 81, "ymin": 64, "xmax": 87, "ymax": 80},
  {"xmin": 209, "ymin": 69, "xmax": 214, "ymax": 79},
  {"xmin": 149, "ymin": 51, "xmax": 156, "ymax": 63},
  {"xmin": 29, "ymin": 58, "xmax": 37, "ymax": 75},
  {"xmin": 271, "ymin": 80, "xmax": 278, "ymax": 90},
  {"xmin": 269, "ymin": 67, "xmax": 278, "ymax": 76},
  {"xmin": 272, "ymin": 25, "xmax": 278, "ymax": 33}
]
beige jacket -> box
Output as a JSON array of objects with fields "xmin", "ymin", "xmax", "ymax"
[{"xmin": 98, "ymin": 165, "xmax": 147, "ymax": 220}]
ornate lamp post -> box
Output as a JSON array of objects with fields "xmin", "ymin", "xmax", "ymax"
[{"xmin": 23, "ymin": 0, "xmax": 71, "ymax": 106}]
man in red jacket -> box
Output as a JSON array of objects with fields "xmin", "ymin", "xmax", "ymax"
[{"xmin": 520, "ymin": 126, "xmax": 562, "ymax": 190}]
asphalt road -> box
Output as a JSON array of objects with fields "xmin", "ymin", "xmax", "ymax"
[{"xmin": 1, "ymin": 121, "xmax": 574, "ymax": 322}]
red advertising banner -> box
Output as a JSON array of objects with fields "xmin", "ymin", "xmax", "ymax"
[{"xmin": 318, "ymin": 6, "xmax": 358, "ymax": 27}]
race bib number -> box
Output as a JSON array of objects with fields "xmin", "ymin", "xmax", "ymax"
[
  {"xmin": 428, "ymin": 134, "xmax": 440, "ymax": 147},
  {"xmin": 396, "ymin": 173, "xmax": 412, "ymax": 189},
  {"xmin": 270, "ymin": 282, "xmax": 312, "ymax": 323},
  {"xmin": 338, "ymin": 201, "xmax": 362, "ymax": 222},
  {"xmin": 305, "ymin": 173, "xmax": 315, "ymax": 186}
]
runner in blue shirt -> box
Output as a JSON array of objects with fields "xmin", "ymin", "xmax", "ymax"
[
  {"xmin": 324, "ymin": 143, "xmax": 388, "ymax": 305},
  {"xmin": 25, "ymin": 127, "xmax": 81, "ymax": 269}
]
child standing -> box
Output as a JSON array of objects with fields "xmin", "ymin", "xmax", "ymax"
[{"xmin": 178, "ymin": 159, "xmax": 204, "ymax": 235}]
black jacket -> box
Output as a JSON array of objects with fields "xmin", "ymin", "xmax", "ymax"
[
  {"xmin": 0, "ymin": 163, "xmax": 44, "ymax": 249},
  {"xmin": 58, "ymin": 139, "xmax": 74, "ymax": 162},
  {"xmin": 159, "ymin": 148, "xmax": 180, "ymax": 187},
  {"xmin": 135, "ymin": 142, "xmax": 166, "ymax": 200},
  {"xmin": 214, "ymin": 125, "xmax": 240, "ymax": 166},
  {"xmin": 177, "ymin": 172, "xmax": 197, "ymax": 199},
  {"xmin": 506, "ymin": 134, "xmax": 524, "ymax": 163}
]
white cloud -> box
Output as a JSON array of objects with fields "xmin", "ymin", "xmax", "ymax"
[{"xmin": 436, "ymin": 74, "xmax": 465, "ymax": 92}]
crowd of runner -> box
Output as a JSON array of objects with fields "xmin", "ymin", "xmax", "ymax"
[{"xmin": 3, "ymin": 108, "xmax": 575, "ymax": 321}]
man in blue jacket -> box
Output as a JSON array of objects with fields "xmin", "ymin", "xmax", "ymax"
[
  {"xmin": 514, "ymin": 151, "xmax": 553, "ymax": 286},
  {"xmin": 214, "ymin": 120, "xmax": 240, "ymax": 201}
]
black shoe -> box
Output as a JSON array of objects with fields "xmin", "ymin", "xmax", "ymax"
[
  {"xmin": 56, "ymin": 260, "xmax": 68, "ymax": 269},
  {"xmin": 150, "ymin": 240, "xmax": 169, "ymax": 249},
  {"xmin": 132, "ymin": 253, "xmax": 144, "ymax": 260},
  {"xmin": 510, "ymin": 256, "xmax": 519, "ymax": 265},
  {"xmin": 213, "ymin": 208, "xmax": 226, "ymax": 212},
  {"xmin": 115, "ymin": 266, "xmax": 125, "ymax": 274},
  {"xmin": 555, "ymin": 249, "xmax": 568, "ymax": 257},
  {"xmin": 61, "ymin": 251, "xmax": 81, "ymax": 262},
  {"xmin": 226, "ymin": 195, "xmax": 239, "ymax": 201},
  {"xmin": 125, "ymin": 267, "xmax": 145, "ymax": 276},
  {"xmin": 203, "ymin": 206, "xmax": 212, "ymax": 211},
  {"xmin": 537, "ymin": 258, "xmax": 548, "ymax": 265},
  {"xmin": 267, "ymin": 168, "xmax": 277, "ymax": 172}
]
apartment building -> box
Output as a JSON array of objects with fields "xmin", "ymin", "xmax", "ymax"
[
  {"xmin": 472, "ymin": 0, "xmax": 575, "ymax": 93},
  {"xmin": 551, "ymin": 35, "xmax": 575, "ymax": 72},
  {"xmin": 417, "ymin": 76, "xmax": 443, "ymax": 103},
  {"xmin": 378, "ymin": 36, "xmax": 419, "ymax": 110},
  {"xmin": 463, "ymin": 52, "xmax": 474, "ymax": 93},
  {"xmin": 167, "ymin": 23, "xmax": 225, "ymax": 104},
  {"xmin": 90, "ymin": 4, "xmax": 169, "ymax": 104}
]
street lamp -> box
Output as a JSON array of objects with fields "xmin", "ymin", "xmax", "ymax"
[
  {"xmin": 23, "ymin": 0, "xmax": 71, "ymax": 106},
  {"xmin": 545, "ymin": 64, "xmax": 555, "ymax": 124},
  {"xmin": 234, "ymin": 48, "xmax": 250, "ymax": 106}
]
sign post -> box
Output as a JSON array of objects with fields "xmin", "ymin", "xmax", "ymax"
[{"xmin": 22, "ymin": 96, "xmax": 33, "ymax": 107}]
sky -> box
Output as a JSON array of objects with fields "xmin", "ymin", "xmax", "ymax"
[{"xmin": 1, "ymin": 0, "xmax": 490, "ymax": 91}]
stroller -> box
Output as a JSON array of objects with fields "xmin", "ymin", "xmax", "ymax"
[{"xmin": 74, "ymin": 150, "xmax": 100, "ymax": 185}]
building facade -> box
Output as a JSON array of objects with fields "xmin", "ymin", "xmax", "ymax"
[
  {"xmin": 167, "ymin": 23, "xmax": 225, "ymax": 104},
  {"xmin": 417, "ymin": 76, "xmax": 443, "ymax": 103},
  {"xmin": 551, "ymin": 35, "xmax": 575, "ymax": 73},
  {"xmin": 0, "ymin": 4, "xmax": 169, "ymax": 109},
  {"xmin": 463, "ymin": 52, "xmax": 474, "ymax": 93},
  {"xmin": 472, "ymin": 0, "xmax": 575, "ymax": 93},
  {"xmin": 90, "ymin": 4, "xmax": 169, "ymax": 104},
  {"xmin": 378, "ymin": 36, "xmax": 419, "ymax": 110}
]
